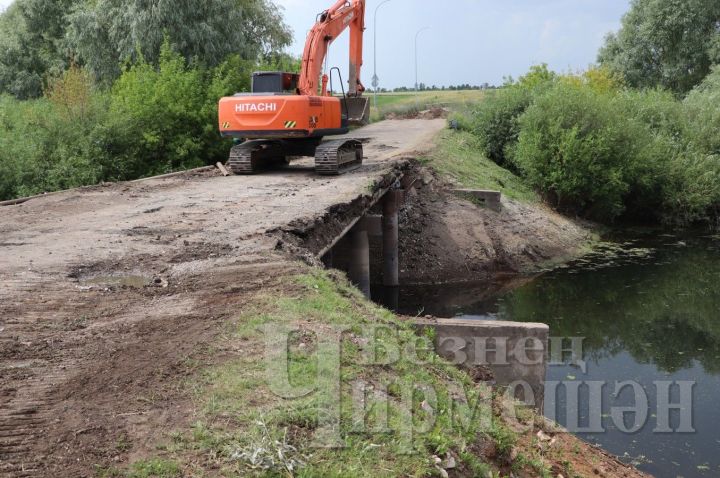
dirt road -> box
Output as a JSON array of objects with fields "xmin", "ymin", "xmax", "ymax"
[{"xmin": 0, "ymin": 119, "xmax": 445, "ymax": 477}]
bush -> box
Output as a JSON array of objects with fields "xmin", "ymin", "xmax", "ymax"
[
  {"xmin": 684, "ymin": 66, "xmax": 720, "ymax": 155},
  {"xmin": 469, "ymin": 86, "xmax": 532, "ymax": 169},
  {"xmin": 0, "ymin": 42, "xmax": 258, "ymax": 201},
  {"xmin": 580, "ymin": 66, "xmax": 625, "ymax": 94},
  {"xmin": 469, "ymin": 65, "xmax": 559, "ymax": 169},
  {"xmin": 101, "ymin": 45, "xmax": 208, "ymax": 178},
  {"xmin": 97, "ymin": 42, "xmax": 253, "ymax": 181},
  {"xmin": 661, "ymin": 152, "xmax": 720, "ymax": 225},
  {"xmin": 467, "ymin": 64, "xmax": 720, "ymax": 226},
  {"xmin": 511, "ymin": 81, "xmax": 720, "ymax": 224},
  {"xmin": 0, "ymin": 65, "xmax": 108, "ymax": 200},
  {"xmin": 513, "ymin": 83, "xmax": 643, "ymax": 220},
  {"xmin": 610, "ymin": 89, "xmax": 688, "ymax": 219}
]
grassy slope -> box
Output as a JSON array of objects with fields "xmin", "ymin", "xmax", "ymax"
[
  {"xmin": 423, "ymin": 129, "xmax": 538, "ymax": 203},
  {"xmin": 104, "ymin": 270, "xmax": 522, "ymax": 478}
]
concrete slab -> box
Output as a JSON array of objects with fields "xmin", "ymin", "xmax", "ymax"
[{"xmin": 414, "ymin": 318, "xmax": 548, "ymax": 410}]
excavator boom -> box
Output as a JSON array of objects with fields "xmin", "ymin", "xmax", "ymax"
[{"xmin": 299, "ymin": 0, "xmax": 366, "ymax": 97}]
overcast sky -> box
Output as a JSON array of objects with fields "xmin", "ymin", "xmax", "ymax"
[
  {"xmin": 277, "ymin": 0, "xmax": 630, "ymax": 89},
  {"xmin": 0, "ymin": 0, "xmax": 631, "ymax": 89}
]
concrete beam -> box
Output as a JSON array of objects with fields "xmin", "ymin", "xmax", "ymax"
[
  {"xmin": 317, "ymin": 169, "xmax": 406, "ymax": 259},
  {"xmin": 414, "ymin": 318, "xmax": 548, "ymax": 411},
  {"xmin": 382, "ymin": 190, "xmax": 401, "ymax": 287},
  {"xmin": 348, "ymin": 219, "xmax": 371, "ymax": 299}
]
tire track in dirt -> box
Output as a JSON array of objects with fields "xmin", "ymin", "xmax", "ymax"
[
  {"xmin": 0, "ymin": 279, "xmax": 91, "ymax": 477},
  {"xmin": 0, "ymin": 365, "xmax": 71, "ymax": 477}
]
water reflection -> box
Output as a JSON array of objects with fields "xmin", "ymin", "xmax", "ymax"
[{"xmin": 375, "ymin": 231, "xmax": 720, "ymax": 478}]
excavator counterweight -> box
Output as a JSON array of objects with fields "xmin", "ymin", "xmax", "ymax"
[{"xmin": 218, "ymin": 0, "xmax": 369, "ymax": 175}]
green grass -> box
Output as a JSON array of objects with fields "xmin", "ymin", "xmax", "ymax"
[
  {"xmin": 127, "ymin": 269, "xmax": 515, "ymax": 477},
  {"xmin": 96, "ymin": 458, "xmax": 182, "ymax": 478},
  {"xmin": 423, "ymin": 129, "xmax": 538, "ymax": 202},
  {"xmin": 127, "ymin": 459, "xmax": 182, "ymax": 478},
  {"xmin": 370, "ymin": 90, "xmax": 486, "ymax": 122}
]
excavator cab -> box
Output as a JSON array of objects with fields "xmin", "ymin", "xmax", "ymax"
[
  {"xmin": 251, "ymin": 71, "xmax": 299, "ymax": 94},
  {"xmin": 251, "ymin": 71, "xmax": 369, "ymax": 127}
]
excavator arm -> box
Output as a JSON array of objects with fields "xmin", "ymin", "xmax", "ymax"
[{"xmin": 299, "ymin": 0, "xmax": 366, "ymax": 98}]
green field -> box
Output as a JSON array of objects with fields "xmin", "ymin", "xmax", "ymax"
[{"xmin": 369, "ymin": 89, "xmax": 486, "ymax": 121}]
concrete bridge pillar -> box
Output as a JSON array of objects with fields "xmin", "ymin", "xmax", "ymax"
[
  {"xmin": 382, "ymin": 190, "xmax": 401, "ymax": 288},
  {"xmin": 349, "ymin": 219, "xmax": 371, "ymax": 299}
]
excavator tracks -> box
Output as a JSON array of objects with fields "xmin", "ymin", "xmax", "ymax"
[
  {"xmin": 314, "ymin": 139, "xmax": 364, "ymax": 175},
  {"xmin": 227, "ymin": 138, "xmax": 363, "ymax": 176},
  {"xmin": 227, "ymin": 140, "xmax": 286, "ymax": 175},
  {"xmin": 227, "ymin": 142, "xmax": 257, "ymax": 174}
]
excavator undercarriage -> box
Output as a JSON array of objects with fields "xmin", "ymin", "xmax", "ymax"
[{"xmin": 227, "ymin": 137, "xmax": 363, "ymax": 175}]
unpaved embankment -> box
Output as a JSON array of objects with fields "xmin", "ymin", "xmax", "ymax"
[
  {"xmin": 396, "ymin": 168, "xmax": 593, "ymax": 285},
  {"xmin": 0, "ymin": 119, "xmax": 637, "ymax": 477}
]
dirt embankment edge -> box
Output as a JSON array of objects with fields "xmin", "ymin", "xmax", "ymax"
[{"xmin": 278, "ymin": 160, "xmax": 597, "ymax": 286}]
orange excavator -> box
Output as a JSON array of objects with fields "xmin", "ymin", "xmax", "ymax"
[{"xmin": 218, "ymin": 0, "xmax": 370, "ymax": 175}]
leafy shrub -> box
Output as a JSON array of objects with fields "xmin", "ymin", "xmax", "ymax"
[
  {"xmin": 469, "ymin": 86, "xmax": 532, "ymax": 168},
  {"xmin": 101, "ymin": 44, "xmax": 208, "ymax": 178},
  {"xmin": 515, "ymin": 64, "xmax": 557, "ymax": 88},
  {"xmin": 469, "ymin": 65, "xmax": 559, "ymax": 169},
  {"xmin": 560, "ymin": 66, "xmax": 625, "ymax": 94},
  {"xmin": 661, "ymin": 152, "xmax": 720, "ymax": 225},
  {"xmin": 45, "ymin": 64, "xmax": 96, "ymax": 122},
  {"xmin": 513, "ymin": 83, "xmax": 642, "ymax": 220},
  {"xmin": 618, "ymin": 88, "xmax": 688, "ymax": 139},
  {"xmin": 684, "ymin": 66, "xmax": 720, "ymax": 155},
  {"xmin": 98, "ymin": 42, "xmax": 253, "ymax": 181},
  {"xmin": 0, "ymin": 41, "xmax": 258, "ymax": 200},
  {"xmin": 447, "ymin": 109, "xmax": 475, "ymax": 132},
  {"xmin": 0, "ymin": 66, "xmax": 108, "ymax": 200},
  {"xmin": 467, "ymin": 64, "xmax": 720, "ymax": 225},
  {"xmin": 610, "ymin": 89, "xmax": 690, "ymax": 219}
]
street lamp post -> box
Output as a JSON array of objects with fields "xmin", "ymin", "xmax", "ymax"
[
  {"xmin": 414, "ymin": 27, "xmax": 430, "ymax": 92},
  {"xmin": 373, "ymin": 0, "xmax": 392, "ymax": 108}
]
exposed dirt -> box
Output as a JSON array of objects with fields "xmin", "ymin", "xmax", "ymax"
[
  {"xmin": 463, "ymin": 416, "xmax": 649, "ymax": 478},
  {"xmin": 386, "ymin": 106, "xmax": 450, "ymax": 120},
  {"xmin": 396, "ymin": 168, "xmax": 594, "ymax": 284}
]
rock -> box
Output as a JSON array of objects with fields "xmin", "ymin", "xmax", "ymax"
[
  {"xmin": 537, "ymin": 430, "xmax": 552, "ymax": 442},
  {"xmin": 435, "ymin": 466, "xmax": 449, "ymax": 478}
]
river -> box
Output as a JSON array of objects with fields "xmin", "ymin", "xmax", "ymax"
[{"xmin": 375, "ymin": 230, "xmax": 720, "ymax": 478}]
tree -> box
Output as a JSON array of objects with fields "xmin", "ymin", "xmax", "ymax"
[
  {"xmin": 598, "ymin": 0, "xmax": 720, "ymax": 94},
  {"xmin": 0, "ymin": 0, "xmax": 292, "ymax": 97},
  {"xmin": 65, "ymin": 0, "xmax": 292, "ymax": 85},
  {"xmin": 0, "ymin": 0, "xmax": 79, "ymax": 98}
]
